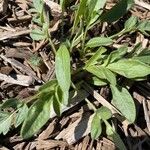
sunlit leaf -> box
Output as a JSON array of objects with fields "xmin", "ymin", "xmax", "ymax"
[
  {"xmin": 0, "ymin": 112, "xmax": 13, "ymax": 135},
  {"xmin": 91, "ymin": 113, "xmax": 102, "ymax": 139},
  {"xmin": 55, "ymin": 44, "xmax": 71, "ymax": 105},
  {"xmin": 97, "ymin": 106, "xmax": 112, "ymax": 120},
  {"xmin": 107, "ymin": 59, "xmax": 150, "ymax": 78},
  {"xmin": 86, "ymin": 37, "xmax": 113, "ymax": 48}
]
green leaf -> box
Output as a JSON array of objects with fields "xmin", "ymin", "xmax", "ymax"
[
  {"xmin": 105, "ymin": 121, "xmax": 127, "ymax": 150},
  {"xmin": 15, "ymin": 104, "xmax": 28, "ymax": 128},
  {"xmin": 55, "ymin": 44, "xmax": 71, "ymax": 105},
  {"xmin": 107, "ymin": 59, "xmax": 150, "ymax": 78},
  {"xmin": 30, "ymin": 29, "xmax": 46, "ymax": 41},
  {"xmin": 21, "ymin": 92, "xmax": 53, "ymax": 139},
  {"xmin": 86, "ymin": 65, "xmax": 116, "ymax": 85},
  {"xmin": 90, "ymin": 76, "xmax": 107, "ymax": 86},
  {"xmin": 124, "ymin": 16, "xmax": 138, "ymax": 30},
  {"xmin": 137, "ymin": 20, "xmax": 150, "ymax": 32},
  {"xmin": 110, "ymin": 85, "xmax": 136, "ymax": 123},
  {"xmin": 39, "ymin": 80, "xmax": 57, "ymax": 93},
  {"xmin": 85, "ymin": 47, "xmax": 107, "ymax": 67},
  {"xmin": 86, "ymin": 37, "xmax": 113, "ymax": 48},
  {"xmin": 87, "ymin": 0, "xmax": 107, "ymax": 25},
  {"xmin": 133, "ymin": 51, "xmax": 150, "ymax": 64},
  {"xmin": 104, "ymin": 46, "xmax": 128, "ymax": 66},
  {"xmin": 91, "ymin": 113, "xmax": 102, "ymax": 139},
  {"xmin": 100, "ymin": 0, "xmax": 134, "ymax": 23},
  {"xmin": 0, "ymin": 111, "xmax": 13, "ymax": 135},
  {"xmin": 1, "ymin": 98, "xmax": 22, "ymax": 109},
  {"xmin": 53, "ymin": 86, "xmax": 63, "ymax": 116},
  {"xmin": 97, "ymin": 106, "xmax": 112, "ymax": 120},
  {"xmin": 72, "ymin": 0, "xmax": 87, "ymax": 34},
  {"xmin": 33, "ymin": 0, "xmax": 43, "ymax": 13}
]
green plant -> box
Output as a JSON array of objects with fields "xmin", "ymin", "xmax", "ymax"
[{"xmin": 0, "ymin": 0, "xmax": 150, "ymax": 149}]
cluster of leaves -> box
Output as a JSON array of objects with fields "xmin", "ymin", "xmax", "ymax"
[{"xmin": 0, "ymin": 0, "xmax": 150, "ymax": 149}]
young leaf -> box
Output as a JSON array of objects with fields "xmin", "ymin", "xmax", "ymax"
[
  {"xmin": 0, "ymin": 111, "xmax": 13, "ymax": 135},
  {"xmin": 86, "ymin": 65, "xmax": 116, "ymax": 85},
  {"xmin": 91, "ymin": 113, "xmax": 102, "ymax": 139},
  {"xmin": 15, "ymin": 104, "xmax": 28, "ymax": 128},
  {"xmin": 87, "ymin": 0, "xmax": 107, "ymax": 25},
  {"xmin": 30, "ymin": 29, "xmax": 47, "ymax": 41},
  {"xmin": 105, "ymin": 121, "xmax": 127, "ymax": 150},
  {"xmin": 72, "ymin": 0, "xmax": 87, "ymax": 34},
  {"xmin": 107, "ymin": 59, "xmax": 150, "ymax": 79},
  {"xmin": 85, "ymin": 47, "xmax": 107, "ymax": 67},
  {"xmin": 100, "ymin": 0, "xmax": 134, "ymax": 23},
  {"xmin": 124, "ymin": 16, "xmax": 138, "ymax": 30},
  {"xmin": 110, "ymin": 85, "xmax": 136, "ymax": 123},
  {"xmin": 86, "ymin": 37, "xmax": 113, "ymax": 48},
  {"xmin": 97, "ymin": 106, "xmax": 112, "ymax": 120},
  {"xmin": 21, "ymin": 92, "xmax": 53, "ymax": 139},
  {"xmin": 55, "ymin": 44, "xmax": 71, "ymax": 105}
]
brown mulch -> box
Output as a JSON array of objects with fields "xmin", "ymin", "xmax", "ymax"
[{"xmin": 0, "ymin": 0, "xmax": 150, "ymax": 150}]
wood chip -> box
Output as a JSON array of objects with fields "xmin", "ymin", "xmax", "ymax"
[
  {"xmin": 55, "ymin": 113, "xmax": 93, "ymax": 145},
  {"xmin": 0, "ymin": 73, "xmax": 33, "ymax": 86}
]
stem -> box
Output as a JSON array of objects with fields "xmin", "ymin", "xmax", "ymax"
[
  {"xmin": 109, "ymin": 29, "xmax": 126, "ymax": 39},
  {"xmin": 48, "ymin": 34, "xmax": 56, "ymax": 55},
  {"xmin": 85, "ymin": 98, "xmax": 97, "ymax": 111}
]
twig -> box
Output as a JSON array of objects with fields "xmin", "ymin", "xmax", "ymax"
[{"xmin": 134, "ymin": 0, "xmax": 150, "ymax": 10}]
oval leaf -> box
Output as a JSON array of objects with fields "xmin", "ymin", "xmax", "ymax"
[
  {"xmin": 107, "ymin": 59, "xmax": 150, "ymax": 79},
  {"xmin": 55, "ymin": 44, "xmax": 71, "ymax": 105},
  {"xmin": 110, "ymin": 85, "xmax": 136, "ymax": 123}
]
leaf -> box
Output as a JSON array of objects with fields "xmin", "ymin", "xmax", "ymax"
[
  {"xmin": 107, "ymin": 59, "xmax": 150, "ymax": 78},
  {"xmin": 87, "ymin": 0, "xmax": 107, "ymax": 25},
  {"xmin": 97, "ymin": 106, "xmax": 112, "ymax": 120},
  {"xmin": 133, "ymin": 51, "xmax": 150, "ymax": 64},
  {"xmin": 137, "ymin": 20, "xmax": 150, "ymax": 32},
  {"xmin": 91, "ymin": 113, "xmax": 102, "ymax": 139},
  {"xmin": 86, "ymin": 65, "xmax": 116, "ymax": 85},
  {"xmin": 15, "ymin": 104, "xmax": 28, "ymax": 128},
  {"xmin": 1, "ymin": 98, "xmax": 22, "ymax": 109},
  {"xmin": 90, "ymin": 76, "xmax": 107, "ymax": 86},
  {"xmin": 72, "ymin": 0, "xmax": 87, "ymax": 34},
  {"xmin": 33, "ymin": 0, "xmax": 43, "ymax": 13},
  {"xmin": 53, "ymin": 86, "xmax": 63, "ymax": 116},
  {"xmin": 39, "ymin": 80, "xmax": 57, "ymax": 93},
  {"xmin": 55, "ymin": 44, "xmax": 71, "ymax": 105},
  {"xmin": 21, "ymin": 92, "xmax": 53, "ymax": 139},
  {"xmin": 30, "ymin": 29, "xmax": 47, "ymax": 41},
  {"xmin": 100, "ymin": 0, "xmax": 134, "ymax": 23},
  {"xmin": 104, "ymin": 46, "xmax": 128, "ymax": 66},
  {"xmin": 110, "ymin": 85, "xmax": 136, "ymax": 123},
  {"xmin": 0, "ymin": 111, "xmax": 13, "ymax": 135},
  {"xmin": 86, "ymin": 37, "xmax": 113, "ymax": 48},
  {"xmin": 85, "ymin": 47, "xmax": 107, "ymax": 67},
  {"xmin": 105, "ymin": 121, "xmax": 127, "ymax": 150},
  {"xmin": 124, "ymin": 16, "xmax": 138, "ymax": 30}
]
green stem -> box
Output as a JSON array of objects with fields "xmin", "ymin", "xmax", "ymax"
[
  {"xmin": 85, "ymin": 98, "xmax": 97, "ymax": 111},
  {"xmin": 48, "ymin": 34, "xmax": 56, "ymax": 55}
]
